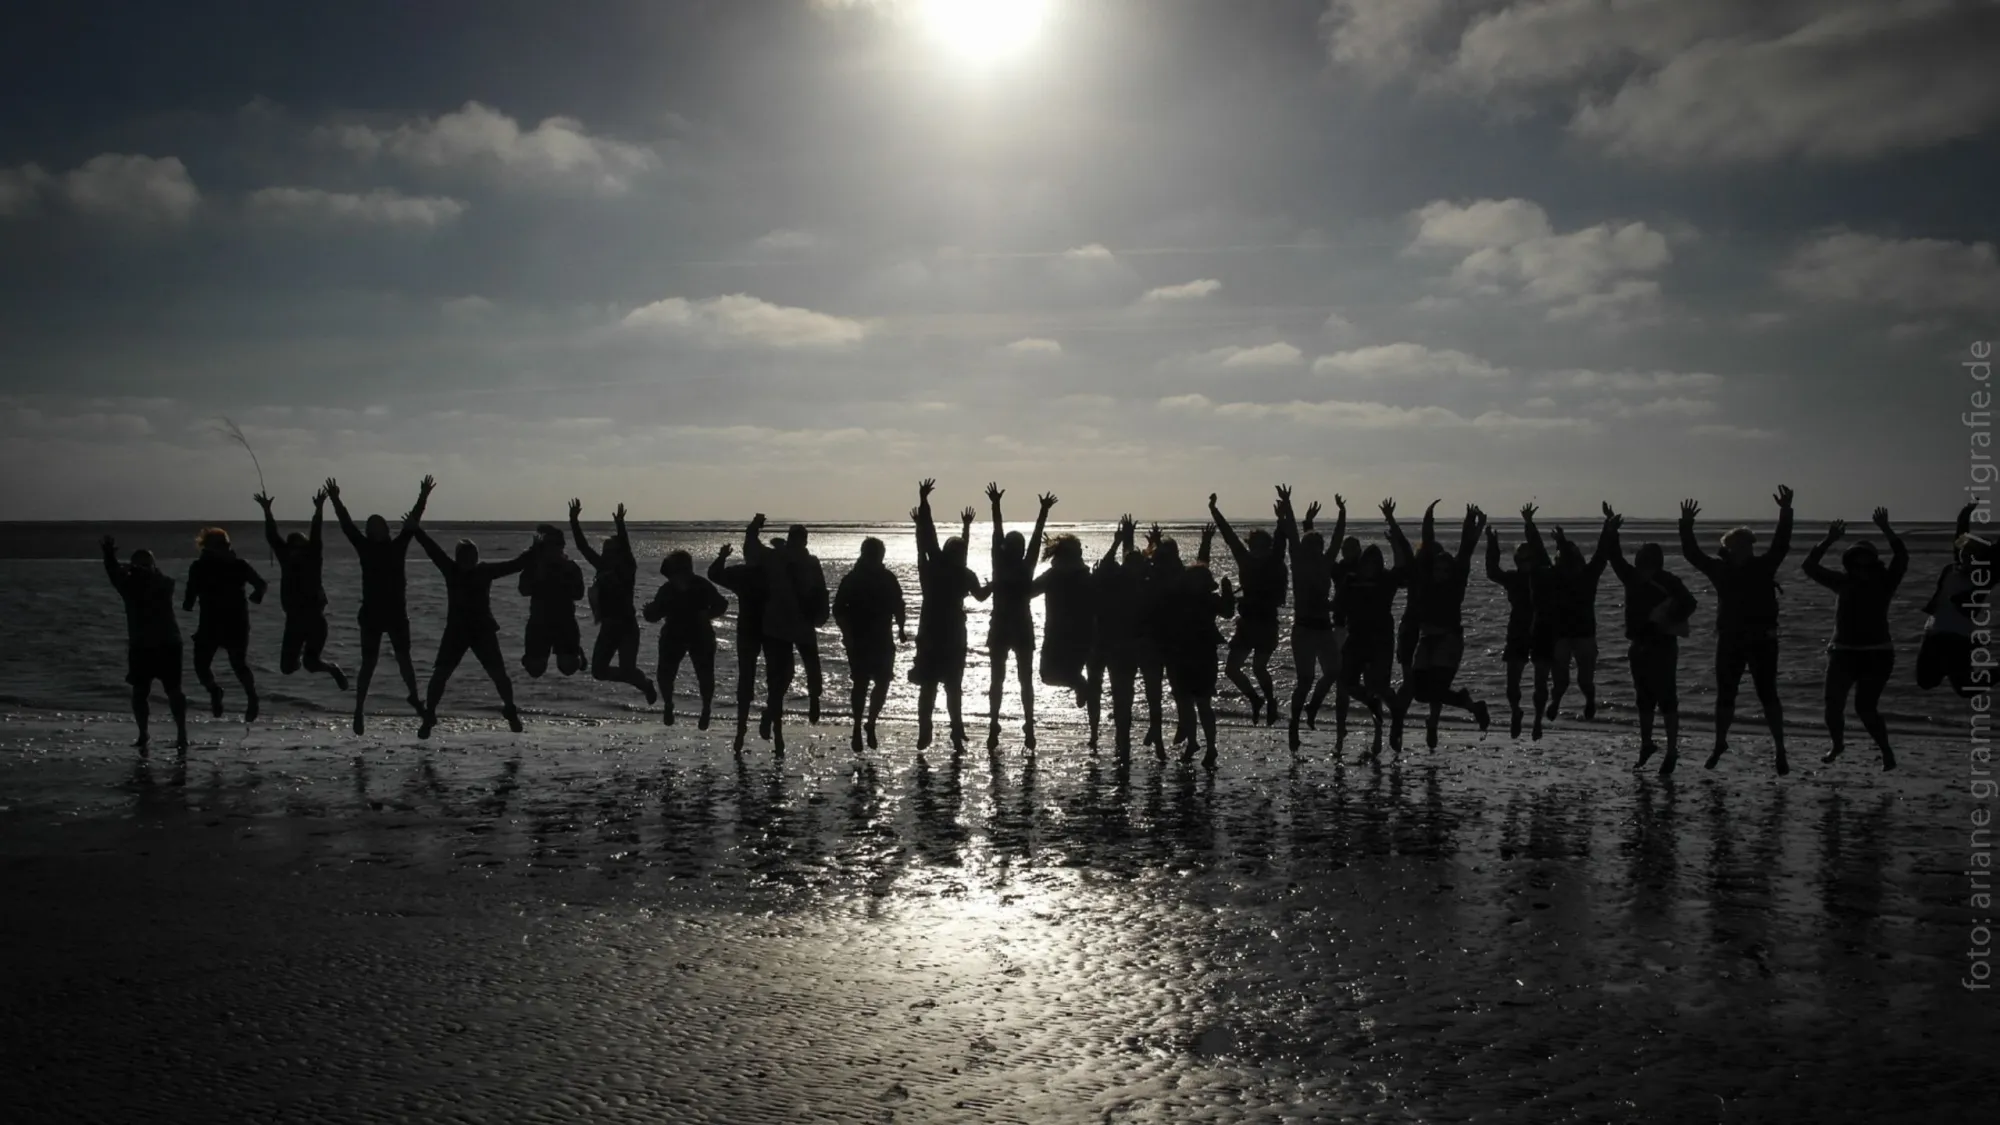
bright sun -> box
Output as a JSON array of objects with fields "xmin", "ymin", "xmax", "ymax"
[{"xmin": 917, "ymin": 0, "xmax": 1050, "ymax": 64}]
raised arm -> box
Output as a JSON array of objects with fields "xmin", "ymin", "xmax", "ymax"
[
  {"xmin": 1330, "ymin": 495, "xmax": 1346, "ymax": 552},
  {"xmin": 1421, "ymin": 500, "xmax": 1440, "ymax": 550},
  {"xmin": 1585, "ymin": 506, "xmax": 1615, "ymax": 580},
  {"xmin": 742, "ymin": 513, "xmax": 768, "ymax": 562},
  {"xmin": 1030, "ymin": 492, "xmax": 1055, "ymax": 568},
  {"xmin": 412, "ymin": 524, "xmax": 453, "ymax": 572},
  {"xmin": 567, "ymin": 499, "xmax": 602, "ymax": 570},
  {"xmin": 101, "ymin": 536, "xmax": 127, "ymax": 592},
  {"xmin": 395, "ymin": 475, "xmax": 436, "ymax": 546},
  {"xmin": 1484, "ymin": 527, "xmax": 1510, "ymax": 586},
  {"xmin": 1877, "ymin": 507, "xmax": 1908, "ymax": 588},
  {"xmin": 255, "ymin": 492, "xmax": 284, "ymax": 555},
  {"xmin": 1456, "ymin": 504, "xmax": 1483, "ymax": 569},
  {"xmin": 310, "ymin": 488, "xmax": 328, "ymax": 548},
  {"xmin": 613, "ymin": 503, "xmax": 630, "ymax": 557},
  {"xmin": 1677, "ymin": 498, "xmax": 1719, "ymax": 578},
  {"xmin": 707, "ymin": 543, "xmax": 734, "ymax": 584},
  {"xmin": 1198, "ymin": 522, "xmax": 1216, "ymax": 568},
  {"xmin": 1801, "ymin": 521, "xmax": 1844, "ymax": 591},
  {"xmin": 914, "ymin": 480, "xmax": 940, "ymax": 561},
  {"xmin": 986, "ymin": 482, "xmax": 1006, "ymax": 556},
  {"xmin": 1520, "ymin": 502, "xmax": 1550, "ymax": 568},
  {"xmin": 1601, "ymin": 507, "xmax": 1635, "ymax": 584},
  {"xmin": 1382, "ymin": 498, "xmax": 1413, "ymax": 567},
  {"xmin": 1765, "ymin": 484, "xmax": 1794, "ymax": 564},
  {"xmin": 1274, "ymin": 485, "xmax": 1300, "ymax": 549},
  {"xmin": 478, "ymin": 545, "xmax": 539, "ymax": 581},
  {"xmin": 1208, "ymin": 493, "xmax": 1249, "ymax": 563},
  {"xmin": 325, "ymin": 478, "xmax": 367, "ymax": 550}
]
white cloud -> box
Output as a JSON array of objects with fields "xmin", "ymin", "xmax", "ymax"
[
  {"xmin": 0, "ymin": 163, "xmax": 52, "ymax": 216},
  {"xmin": 60, "ymin": 154, "xmax": 200, "ymax": 225},
  {"xmin": 1586, "ymin": 395, "xmax": 1719, "ymax": 420},
  {"xmin": 1164, "ymin": 393, "xmax": 1598, "ymax": 434},
  {"xmin": 1532, "ymin": 368, "xmax": 1723, "ymax": 393},
  {"xmin": 752, "ymin": 228, "xmax": 820, "ymax": 253},
  {"xmin": 1193, "ymin": 342, "xmax": 1306, "ymax": 370},
  {"xmin": 1323, "ymin": 1, "xmax": 2000, "ymax": 166},
  {"xmin": 325, "ymin": 101, "xmax": 657, "ymax": 194},
  {"xmin": 1690, "ymin": 423, "xmax": 1781, "ymax": 440},
  {"xmin": 1142, "ymin": 278, "xmax": 1222, "ymax": 302},
  {"xmin": 1001, "ymin": 337, "xmax": 1063, "ymax": 356},
  {"xmin": 1310, "ymin": 342, "xmax": 1507, "ymax": 380},
  {"xmin": 1409, "ymin": 197, "xmax": 1671, "ymax": 322},
  {"xmin": 621, "ymin": 293, "xmax": 867, "ymax": 349},
  {"xmin": 1321, "ymin": 310, "xmax": 1360, "ymax": 343},
  {"xmin": 1062, "ymin": 243, "xmax": 1115, "ymax": 262},
  {"xmin": 6, "ymin": 408, "xmax": 155, "ymax": 439},
  {"xmin": 1777, "ymin": 231, "xmax": 2000, "ymax": 313},
  {"xmin": 246, "ymin": 186, "xmax": 467, "ymax": 228}
]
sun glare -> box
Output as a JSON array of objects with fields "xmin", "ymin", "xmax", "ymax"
[{"xmin": 917, "ymin": 0, "xmax": 1050, "ymax": 64}]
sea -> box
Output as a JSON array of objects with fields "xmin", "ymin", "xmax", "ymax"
[{"xmin": 0, "ymin": 518, "xmax": 1968, "ymax": 736}]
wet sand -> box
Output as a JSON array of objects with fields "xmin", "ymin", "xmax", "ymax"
[{"xmin": 1, "ymin": 711, "xmax": 1992, "ymax": 1122}]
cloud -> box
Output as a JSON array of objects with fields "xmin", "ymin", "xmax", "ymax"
[
  {"xmin": 1057, "ymin": 393, "xmax": 1115, "ymax": 409},
  {"xmin": 1141, "ymin": 278, "xmax": 1222, "ymax": 302},
  {"xmin": 1322, "ymin": 0, "xmax": 2000, "ymax": 165},
  {"xmin": 1532, "ymin": 368, "xmax": 1723, "ymax": 393},
  {"xmin": 5, "ymin": 407, "xmax": 155, "ymax": 439},
  {"xmin": 1192, "ymin": 342, "xmax": 1306, "ymax": 370},
  {"xmin": 324, "ymin": 101, "xmax": 657, "ymax": 194},
  {"xmin": 1062, "ymin": 243, "xmax": 1115, "ymax": 262},
  {"xmin": 752, "ymin": 228, "xmax": 820, "ymax": 253},
  {"xmin": 1777, "ymin": 231, "xmax": 2000, "ymax": 313},
  {"xmin": 1410, "ymin": 197, "xmax": 1672, "ymax": 322},
  {"xmin": 245, "ymin": 186, "xmax": 467, "ymax": 229},
  {"xmin": 1310, "ymin": 343, "xmax": 1507, "ymax": 380},
  {"xmin": 59, "ymin": 154, "xmax": 200, "ymax": 225},
  {"xmin": 1586, "ymin": 395, "xmax": 1719, "ymax": 420},
  {"xmin": 1163, "ymin": 393, "xmax": 1598, "ymax": 434},
  {"xmin": 0, "ymin": 164, "xmax": 52, "ymax": 216},
  {"xmin": 621, "ymin": 293, "xmax": 867, "ymax": 349},
  {"xmin": 1320, "ymin": 311, "xmax": 1359, "ymax": 343},
  {"xmin": 1690, "ymin": 423, "xmax": 1781, "ymax": 440},
  {"xmin": 1001, "ymin": 337, "xmax": 1063, "ymax": 356}
]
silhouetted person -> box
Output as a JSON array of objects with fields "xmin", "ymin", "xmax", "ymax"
[
  {"xmin": 327, "ymin": 475, "xmax": 433, "ymax": 734},
  {"xmin": 1603, "ymin": 503, "xmax": 1698, "ymax": 775},
  {"xmin": 645, "ymin": 549, "xmax": 728, "ymax": 728},
  {"xmin": 1033, "ymin": 530, "xmax": 1103, "ymax": 747},
  {"xmin": 1277, "ymin": 486, "xmax": 1339, "ymax": 750},
  {"xmin": 1334, "ymin": 501, "xmax": 1410, "ymax": 756},
  {"xmin": 911, "ymin": 480, "xmax": 990, "ymax": 752},
  {"xmin": 708, "ymin": 536, "xmax": 770, "ymax": 753},
  {"xmin": 183, "ymin": 526, "xmax": 267, "ymax": 722},
  {"xmin": 1208, "ymin": 491, "xmax": 1288, "ymax": 726},
  {"xmin": 1680, "ymin": 485, "xmax": 1794, "ymax": 774},
  {"xmin": 1917, "ymin": 500, "xmax": 1987, "ymax": 696},
  {"xmin": 256, "ymin": 488, "xmax": 347, "ymax": 692},
  {"xmin": 984, "ymin": 483, "xmax": 1053, "ymax": 751},
  {"xmin": 1484, "ymin": 503, "xmax": 1551, "ymax": 739},
  {"xmin": 1134, "ymin": 522, "xmax": 1171, "ymax": 750},
  {"xmin": 1387, "ymin": 503, "xmax": 1491, "ymax": 752},
  {"xmin": 833, "ymin": 535, "xmax": 907, "ymax": 752},
  {"xmin": 1159, "ymin": 527, "xmax": 1236, "ymax": 768},
  {"xmin": 102, "ymin": 535, "xmax": 188, "ymax": 753},
  {"xmin": 569, "ymin": 499, "xmax": 657, "ymax": 704},
  {"xmin": 788, "ymin": 523, "xmax": 832, "ymax": 724},
  {"xmin": 1544, "ymin": 517, "xmax": 1613, "ymax": 720},
  {"xmin": 1093, "ymin": 516, "xmax": 1150, "ymax": 755},
  {"xmin": 411, "ymin": 521, "xmax": 535, "ymax": 739},
  {"xmin": 519, "ymin": 523, "xmax": 586, "ymax": 678},
  {"xmin": 1802, "ymin": 508, "xmax": 1907, "ymax": 770},
  {"xmin": 741, "ymin": 514, "xmax": 804, "ymax": 752}
]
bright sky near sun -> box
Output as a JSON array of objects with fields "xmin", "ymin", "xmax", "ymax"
[{"xmin": 0, "ymin": 0, "xmax": 1989, "ymax": 519}]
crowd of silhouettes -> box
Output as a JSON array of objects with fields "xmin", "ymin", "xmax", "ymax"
[{"xmin": 100, "ymin": 478, "xmax": 1985, "ymax": 779}]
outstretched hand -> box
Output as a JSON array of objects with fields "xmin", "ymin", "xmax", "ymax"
[
  {"xmin": 1872, "ymin": 506, "xmax": 1891, "ymax": 532},
  {"xmin": 1148, "ymin": 522, "xmax": 1163, "ymax": 546},
  {"xmin": 918, "ymin": 478, "xmax": 936, "ymax": 498},
  {"xmin": 254, "ymin": 491, "xmax": 274, "ymax": 510},
  {"xmin": 750, "ymin": 512, "xmax": 767, "ymax": 529},
  {"xmin": 1208, "ymin": 492, "xmax": 1219, "ymax": 509},
  {"xmin": 1334, "ymin": 494, "xmax": 1346, "ymax": 511},
  {"xmin": 1825, "ymin": 520, "xmax": 1847, "ymax": 541},
  {"xmin": 1038, "ymin": 492, "xmax": 1057, "ymax": 511},
  {"xmin": 985, "ymin": 482, "xmax": 1003, "ymax": 504},
  {"xmin": 312, "ymin": 487, "xmax": 328, "ymax": 507},
  {"xmin": 1774, "ymin": 484, "xmax": 1794, "ymax": 509},
  {"xmin": 1485, "ymin": 526, "xmax": 1499, "ymax": 544},
  {"xmin": 568, "ymin": 498, "xmax": 583, "ymax": 519},
  {"xmin": 1274, "ymin": 483, "xmax": 1292, "ymax": 506},
  {"xmin": 959, "ymin": 506, "xmax": 977, "ymax": 524},
  {"xmin": 719, "ymin": 543, "xmax": 734, "ymax": 559},
  {"xmin": 1601, "ymin": 500, "xmax": 1616, "ymax": 520},
  {"xmin": 1304, "ymin": 500, "xmax": 1322, "ymax": 525},
  {"xmin": 323, "ymin": 477, "xmax": 341, "ymax": 499},
  {"xmin": 613, "ymin": 502, "xmax": 627, "ymax": 522},
  {"xmin": 1201, "ymin": 522, "xmax": 1216, "ymax": 543},
  {"xmin": 909, "ymin": 506, "xmax": 922, "ymax": 523},
  {"xmin": 1379, "ymin": 498, "xmax": 1396, "ymax": 518},
  {"xmin": 1520, "ymin": 502, "xmax": 1538, "ymax": 522},
  {"xmin": 1679, "ymin": 498, "xmax": 1700, "ymax": 521}
]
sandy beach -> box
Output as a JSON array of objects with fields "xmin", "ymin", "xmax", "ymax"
[{"xmin": 1, "ymin": 708, "xmax": 1991, "ymax": 1123}]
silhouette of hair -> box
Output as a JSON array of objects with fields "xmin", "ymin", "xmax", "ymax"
[
  {"xmin": 1300, "ymin": 531, "xmax": 1324, "ymax": 554},
  {"xmin": 943, "ymin": 535, "xmax": 966, "ymax": 562},
  {"xmin": 537, "ymin": 524, "xmax": 564, "ymax": 548},
  {"xmin": 286, "ymin": 531, "xmax": 308, "ymax": 549},
  {"xmin": 788, "ymin": 524, "xmax": 809, "ymax": 546},
  {"xmin": 1358, "ymin": 543, "xmax": 1385, "ymax": 574},
  {"xmin": 768, "ymin": 537, "xmax": 786, "ymax": 552},
  {"xmin": 1341, "ymin": 536, "xmax": 1361, "ymax": 560},
  {"xmin": 1247, "ymin": 528, "xmax": 1273, "ymax": 553},
  {"xmin": 198, "ymin": 527, "xmax": 230, "ymax": 550},
  {"xmin": 1721, "ymin": 527, "xmax": 1755, "ymax": 556},
  {"xmin": 1634, "ymin": 542, "xmax": 1664, "ymax": 570},
  {"xmin": 1042, "ymin": 532, "xmax": 1080, "ymax": 562},
  {"xmin": 131, "ymin": 549, "xmax": 156, "ymax": 569},
  {"xmin": 1842, "ymin": 542, "xmax": 1880, "ymax": 571},
  {"xmin": 662, "ymin": 549, "xmax": 693, "ymax": 577},
  {"xmin": 365, "ymin": 514, "xmax": 390, "ymax": 539},
  {"xmin": 1003, "ymin": 529, "xmax": 1026, "ymax": 558},
  {"xmin": 455, "ymin": 539, "xmax": 479, "ymax": 565},
  {"xmin": 1154, "ymin": 537, "xmax": 1181, "ymax": 565},
  {"xmin": 1513, "ymin": 541, "xmax": 1535, "ymax": 566},
  {"xmin": 860, "ymin": 536, "xmax": 887, "ymax": 563}
]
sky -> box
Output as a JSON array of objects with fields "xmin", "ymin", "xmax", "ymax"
[{"xmin": 1, "ymin": 0, "xmax": 1995, "ymax": 521}]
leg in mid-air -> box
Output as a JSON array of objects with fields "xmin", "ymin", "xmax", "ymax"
[
  {"xmin": 468, "ymin": 631, "xmax": 524, "ymax": 733},
  {"xmin": 658, "ymin": 635, "xmax": 689, "ymax": 724},
  {"xmin": 224, "ymin": 639, "xmax": 259, "ymax": 723},
  {"xmin": 1573, "ymin": 637, "xmax": 1599, "ymax": 719},
  {"xmin": 282, "ymin": 612, "xmax": 348, "ymax": 691},
  {"xmin": 1706, "ymin": 636, "xmax": 1748, "ymax": 770},
  {"xmin": 1546, "ymin": 638, "xmax": 1574, "ymax": 720},
  {"xmin": 760, "ymin": 635, "xmax": 795, "ymax": 752},
  {"xmin": 986, "ymin": 645, "xmax": 1009, "ymax": 749},
  {"xmin": 848, "ymin": 665, "xmax": 870, "ymax": 752},
  {"xmin": 1286, "ymin": 630, "xmax": 1316, "ymax": 751},
  {"xmin": 798, "ymin": 632, "xmax": 824, "ymax": 724},
  {"xmin": 1105, "ymin": 653, "xmax": 1136, "ymax": 755},
  {"xmin": 521, "ymin": 621, "xmax": 553, "ymax": 679},
  {"xmin": 1138, "ymin": 646, "xmax": 1165, "ymax": 753},
  {"xmin": 1748, "ymin": 635, "xmax": 1787, "ymax": 774},
  {"xmin": 943, "ymin": 665, "xmax": 968, "ymax": 753},
  {"xmin": 1015, "ymin": 642, "xmax": 1037, "ymax": 752},
  {"xmin": 1629, "ymin": 638, "xmax": 1681, "ymax": 775},
  {"xmin": 592, "ymin": 619, "xmax": 657, "ymax": 704},
  {"xmin": 419, "ymin": 630, "xmax": 471, "ymax": 740},
  {"xmin": 1820, "ymin": 650, "xmax": 1857, "ymax": 764},
  {"xmin": 916, "ymin": 680, "xmax": 939, "ymax": 751},
  {"xmin": 352, "ymin": 621, "xmax": 384, "ymax": 731},
  {"xmin": 1503, "ymin": 656, "xmax": 1527, "ymax": 739},
  {"xmin": 194, "ymin": 635, "xmax": 224, "ymax": 716},
  {"xmin": 1226, "ymin": 632, "xmax": 1265, "ymax": 725},
  {"xmin": 1852, "ymin": 652, "xmax": 1895, "ymax": 770},
  {"xmin": 866, "ymin": 673, "xmax": 890, "ymax": 748},
  {"xmin": 1084, "ymin": 653, "xmax": 1105, "ymax": 749},
  {"xmin": 692, "ymin": 635, "xmax": 717, "ymax": 730},
  {"xmin": 732, "ymin": 639, "xmax": 760, "ymax": 753}
]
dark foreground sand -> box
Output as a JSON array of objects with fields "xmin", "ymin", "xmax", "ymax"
[{"xmin": 1, "ymin": 710, "xmax": 1993, "ymax": 1123}]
